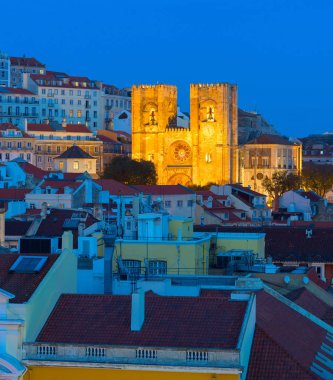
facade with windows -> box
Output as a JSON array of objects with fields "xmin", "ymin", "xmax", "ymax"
[
  {"xmin": 0, "ymin": 50, "xmax": 10, "ymax": 87},
  {"xmin": 101, "ymin": 85, "xmax": 131, "ymax": 130},
  {"xmin": 114, "ymin": 213, "xmax": 211, "ymax": 277},
  {"xmin": 10, "ymin": 56, "xmax": 46, "ymax": 88},
  {"xmin": 26, "ymin": 122, "xmax": 103, "ymax": 172},
  {"xmin": 0, "ymin": 122, "xmax": 35, "ymax": 164},
  {"xmin": 131, "ymin": 185, "xmax": 196, "ymax": 218},
  {"xmin": 0, "ymin": 87, "xmax": 39, "ymax": 125},
  {"xmin": 241, "ymin": 134, "xmax": 302, "ymax": 196},
  {"xmin": 23, "ymin": 72, "xmax": 103, "ymax": 131}
]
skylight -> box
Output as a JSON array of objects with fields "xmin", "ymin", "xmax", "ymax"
[{"xmin": 9, "ymin": 256, "xmax": 48, "ymax": 274}]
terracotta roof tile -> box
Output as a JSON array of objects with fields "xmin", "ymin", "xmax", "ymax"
[
  {"xmin": 247, "ymin": 326, "xmax": 318, "ymax": 380},
  {"xmin": 5, "ymin": 220, "xmax": 32, "ymax": 236},
  {"xmin": 37, "ymin": 292, "xmax": 247, "ymax": 348},
  {"xmin": 95, "ymin": 179, "xmax": 136, "ymax": 195},
  {"xmin": 0, "ymin": 189, "xmax": 30, "ymax": 200},
  {"xmin": 10, "ymin": 57, "xmax": 45, "ymax": 67},
  {"xmin": 0, "ymin": 253, "xmax": 58, "ymax": 303}
]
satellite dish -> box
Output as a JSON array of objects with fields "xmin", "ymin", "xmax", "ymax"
[
  {"xmin": 284, "ymin": 275, "xmax": 290, "ymax": 284},
  {"xmin": 303, "ymin": 276, "xmax": 309, "ymax": 285}
]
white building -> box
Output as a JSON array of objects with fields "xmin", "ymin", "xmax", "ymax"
[
  {"xmin": 23, "ymin": 71, "xmax": 102, "ymax": 131},
  {"xmin": 0, "ymin": 50, "xmax": 10, "ymax": 87},
  {"xmin": 10, "ymin": 56, "xmax": 46, "ymax": 88},
  {"xmin": 0, "ymin": 87, "xmax": 39, "ymax": 125}
]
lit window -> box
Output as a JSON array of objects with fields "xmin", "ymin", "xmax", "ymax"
[
  {"xmin": 77, "ymin": 110, "xmax": 82, "ymax": 117},
  {"xmin": 73, "ymin": 161, "xmax": 79, "ymax": 170},
  {"xmin": 59, "ymin": 161, "xmax": 64, "ymax": 169},
  {"xmin": 69, "ymin": 110, "xmax": 74, "ymax": 117}
]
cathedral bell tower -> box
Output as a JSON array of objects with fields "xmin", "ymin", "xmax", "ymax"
[
  {"xmin": 132, "ymin": 85, "xmax": 177, "ymax": 184},
  {"xmin": 190, "ymin": 83, "xmax": 239, "ymax": 185}
]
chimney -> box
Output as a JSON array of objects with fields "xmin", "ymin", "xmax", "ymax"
[
  {"xmin": 62, "ymin": 231, "xmax": 73, "ymax": 253},
  {"xmin": 131, "ymin": 289, "xmax": 145, "ymax": 331},
  {"xmin": 40, "ymin": 202, "xmax": 48, "ymax": 219}
]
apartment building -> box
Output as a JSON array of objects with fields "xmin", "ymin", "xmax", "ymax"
[
  {"xmin": 101, "ymin": 84, "xmax": 131, "ymax": 130},
  {"xmin": 0, "ymin": 123, "xmax": 35, "ymax": 163},
  {"xmin": 0, "ymin": 87, "xmax": 39, "ymax": 125},
  {"xmin": 26, "ymin": 122, "xmax": 103, "ymax": 172},
  {"xmin": 23, "ymin": 71, "xmax": 103, "ymax": 130},
  {"xmin": 0, "ymin": 50, "xmax": 10, "ymax": 87},
  {"xmin": 10, "ymin": 56, "xmax": 46, "ymax": 88}
]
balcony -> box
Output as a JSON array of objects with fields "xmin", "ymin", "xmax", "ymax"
[{"xmin": 47, "ymin": 93, "xmax": 54, "ymax": 97}]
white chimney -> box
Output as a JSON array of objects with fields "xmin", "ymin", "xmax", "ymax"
[{"xmin": 131, "ymin": 289, "xmax": 145, "ymax": 331}]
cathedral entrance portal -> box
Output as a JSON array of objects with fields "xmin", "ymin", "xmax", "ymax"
[{"xmin": 167, "ymin": 173, "xmax": 192, "ymax": 186}]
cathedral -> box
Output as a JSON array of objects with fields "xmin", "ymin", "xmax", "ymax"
[{"xmin": 132, "ymin": 83, "xmax": 239, "ymax": 186}]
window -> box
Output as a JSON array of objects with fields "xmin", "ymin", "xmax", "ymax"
[
  {"xmin": 56, "ymin": 146, "xmax": 61, "ymax": 153},
  {"xmin": 5, "ymin": 153, "xmax": 10, "ymax": 160},
  {"xmin": 77, "ymin": 90, "xmax": 81, "ymax": 96},
  {"xmin": 122, "ymin": 260, "xmax": 141, "ymax": 275},
  {"xmin": 42, "ymin": 89, "xmax": 46, "ymax": 94},
  {"xmin": 70, "ymin": 99, "xmax": 74, "ymax": 105},
  {"xmin": 177, "ymin": 200, "xmax": 183, "ymax": 208},
  {"xmin": 73, "ymin": 161, "xmax": 79, "ymax": 170},
  {"xmin": 149, "ymin": 260, "xmax": 167, "ymax": 275},
  {"xmin": 77, "ymin": 110, "xmax": 82, "ymax": 117},
  {"xmin": 61, "ymin": 90, "xmax": 65, "ymax": 95},
  {"xmin": 78, "ymin": 100, "xmax": 81, "ymax": 105},
  {"xmin": 37, "ymin": 156, "xmax": 42, "ymax": 162},
  {"xmin": 69, "ymin": 109, "xmax": 74, "ymax": 117},
  {"xmin": 69, "ymin": 90, "xmax": 73, "ymax": 95},
  {"xmin": 187, "ymin": 200, "xmax": 193, "ymax": 207},
  {"xmin": 59, "ymin": 161, "xmax": 64, "ymax": 169},
  {"xmin": 27, "ymin": 153, "xmax": 31, "ymax": 161},
  {"xmin": 165, "ymin": 200, "xmax": 171, "ymax": 208}
]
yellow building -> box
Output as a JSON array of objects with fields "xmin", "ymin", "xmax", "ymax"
[
  {"xmin": 241, "ymin": 134, "xmax": 302, "ymax": 196},
  {"xmin": 114, "ymin": 214, "xmax": 211, "ymax": 276},
  {"xmin": 132, "ymin": 83, "xmax": 238, "ymax": 186}
]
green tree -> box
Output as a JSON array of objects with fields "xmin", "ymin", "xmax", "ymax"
[
  {"xmin": 262, "ymin": 171, "xmax": 302, "ymax": 200},
  {"xmin": 102, "ymin": 156, "xmax": 157, "ymax": 185},
  {"xmin": 302, "ymin": 162, "xmax": 333, "ymax": 197}
]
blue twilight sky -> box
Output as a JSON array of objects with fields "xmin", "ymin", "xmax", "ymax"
[{"xmin": 1, "ymin": 0, "xmax": 333, "ymax": 137}]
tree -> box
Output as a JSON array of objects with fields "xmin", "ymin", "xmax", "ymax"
[
  {"xmin": 262, "ymin": 171, "xmax": 302, "ymax": 200},
  {"xmin": 102, "ymin": 156, "xmax": 157, "ymax": 185},
  {"xmin": 302, "ymin": 162, "xmax": 333, "ymax": 197}
]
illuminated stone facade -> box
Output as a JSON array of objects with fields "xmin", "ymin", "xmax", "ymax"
[{"xmin": 132, "ymin": 84, "xmax": 238, "ymax": 186}]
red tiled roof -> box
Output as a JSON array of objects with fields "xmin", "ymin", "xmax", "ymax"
[
  {"xmin": 95, "ymin": 179, "xmax": 136, "ymax": 195},
  {"xmin": 10, "ymin": 57, "xmax": 45, "ymax": 67},
  {"xmin": 286, "ymin": 287, "xmax": 333, "ymax": 326},
  {"xmin": 297, "ymin": 191, "xmax": 322, "ymax": 202},
  {"xmin": 230, "ymin": 183, "xmax": 266, "ymax": 197},
  {"xmin": 37, "ymin": 292, "xmax": 247, "ymax": 348},
  {"xmin": 27, "ymin": 123, "xmax": 53, "ymax": 132},
  {"xmin": 0, "ymin": 87, "xmax": 36, "ymax": 95},
  {"xmin": 247, "ymin": 326, "xmax": 317, "ymax": 380},
  {"xmin": 0, "ymin": 189, "xmax": 30, "ymax": 200},
  {"xmin": 0, "ymin": 123, "xmax": 30, "ymax": 138},
  {"xmin": 0, "ymin": 254, "xmax": 58, "ymax": 303},
  {"xmin": 196, "ymin": 190, "xmax": 228, "ymax": 200},
  {"xmin": 132, "ymin": 185, "xmax": 194, "ymax": 195},
  {"xmin": 17, "ymin": 161, "xmax": 46, "ymax": 179},
  {"xmin": 64, "ymin": 124, "xmax": 91, "ymax": 134},
  {"xmin": 5, "ymin": 220, "xmax": 32, "ymax": 236},
  {"xmin": 256, "ymin": 290, "xmax": 326, "ymax": 371},
  {"xmin": 39, "ymin": 179, "xmax": 82, "ymax": 190},
  {"xmin": 246, "ymin": 134, "xmax": 298, "ymax": 146}
]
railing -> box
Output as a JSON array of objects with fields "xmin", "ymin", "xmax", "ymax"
[{"xmin": 23, "ymin": 343, "xmax": 238, "ymax": 368}]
